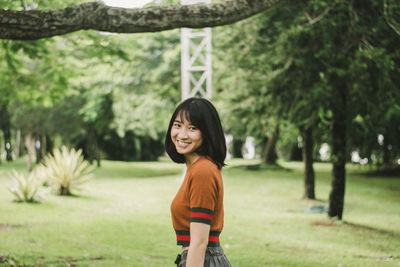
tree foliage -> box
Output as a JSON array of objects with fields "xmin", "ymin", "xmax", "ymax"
[{"xmin": 214, "ymin": 0, "xmax": 400, "ymax": 218}]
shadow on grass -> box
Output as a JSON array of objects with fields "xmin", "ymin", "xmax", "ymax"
[
  {"xmin": 229, "ymin": 163, "xmax": 292, "ymax": 172},
  {"xmin": 52, "ymin": 193, "xmax": 105, "ymax": 202},
  {"xmin": 56, "ymin": 193, "xmax": 89, "ymax": 199},
  {"xmin": 309, "ymin": 220, "xmax": 400, "ymax": 241},
  {"xmin": 302, "ymin": 197, "xmax": 328, "ymax": 203},
  {"xmin": 357, "ymin": 167, "xmax": 400, "ymax": 178},
  {"xmin": 9, "ymin": 199, "xmax": 42, "ymax": 205},
  {"xmin": 94, "ymin": 168, "xmax": 181, "ymax": 179},
  {"xmin": 342, "ymin": 221, "xmax": 400, "ymax": 239}
]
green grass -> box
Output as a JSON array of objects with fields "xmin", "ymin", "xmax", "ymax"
[{"xmin": 0, "ymin": 158, "xmax": 399, "ymax": 266}]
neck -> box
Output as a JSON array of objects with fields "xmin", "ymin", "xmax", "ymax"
[{"xmin": 185, "ymin": 154, "xmax": 201, "ymax": 167}]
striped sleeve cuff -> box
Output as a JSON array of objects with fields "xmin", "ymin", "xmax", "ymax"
[{"xmin": 190, "ymin": 207, "xmax": 214, "ymax": 225}]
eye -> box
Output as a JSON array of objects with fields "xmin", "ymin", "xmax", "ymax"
[
  {"xmin": 173, "ymin": 122, "xmax": 181, "ymax": 128},
  {"xmin": 189, "ymin": 126, "xmax": 197, "ymax": 131}
]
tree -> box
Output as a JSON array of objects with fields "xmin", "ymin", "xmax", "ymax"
[
  {"xmin": 0, "ymin": 0, "xmax": 282, "ymax": 40},
  {"xmin": 215, "ymin": 0, "xmax": 400, "ymax": 219}
]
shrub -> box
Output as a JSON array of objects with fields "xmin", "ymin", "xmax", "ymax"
[
  {"xmin": 41, "ymin": 146, "xmax": 95, "ymax": 196},
  {"xmin": 7, "ymin": 169, "xmax": 49, "ymax": 203}
]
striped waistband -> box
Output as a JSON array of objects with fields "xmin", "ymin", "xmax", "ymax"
[{"xmin": 175, "ymin": 230, "xmax": 221, "ymax": 247}]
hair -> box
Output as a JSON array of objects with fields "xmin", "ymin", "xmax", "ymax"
[{"xmin": 165, "ymin": 97, "xmax": 226, "ymax": 169}]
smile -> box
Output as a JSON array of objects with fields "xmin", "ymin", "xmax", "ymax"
[{"xmin": 177, "ymin": 140, "xmax": 191, "ymax": 146}]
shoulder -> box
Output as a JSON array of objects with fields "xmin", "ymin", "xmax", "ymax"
[
  {"xmin": 191, "ymin": 157, "xmax": 219, "ymax": 173},
  {"xmin": 189, "ymin": 158, "xmax": 221, "ymax": 181}
]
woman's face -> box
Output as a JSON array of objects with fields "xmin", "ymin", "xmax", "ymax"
[{"xmin": 170, "ymin": 112, "xmax": 203, "ymax": 161}]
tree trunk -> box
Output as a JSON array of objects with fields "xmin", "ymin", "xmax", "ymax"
[
  {"xmin": 289, "ymin": 143, "xmax": 302, "ymax": 161},
  {"xmin": 0, "ymin": 105, "xmax": 13, "ymax": 161},
  {"xmin": 15, "ymin": 129, "xmax": 22, "ymax": 158},
  {"xmin": 0, "ymin": 133, "xmax": 2, "ymax": 164},
  {"xmin": 86, "ymin": 126, "xmax": 101, "ymax": 167},
  {"xmin": 232, "ymin": 137, "xmax": 244, "ymax": 158},
  {"xmin": 0, "ymin": 0, "xmax": 282, "ymax": 40},
  {"xmin": 3, "ymin": 129, "xmax": 12, "ymax": 161},
  {"xmin": 36, "ymin": 136, "xmax": 42, "ymax": 163},
  {"xmin": 60, "ymin": 185, "xmax": 71, "ymax": 196},
  {"xmin": 24, "ymin": 132, "xmax": 36, "ymax": 171},
  {"xmin": 45, "ymin": 134, "xmax": 53, "ymax": 154},
  {"xmin": 383, "ymin": 139, "xmax": 392, "ymax": 167},
  {"xmin": 303, "ymin": 127, "xmax": 315, "ymax": 199},
  {"xmin": 263, "ymin": 124, "xmax": 279, "ymax": 164},
  {"xmin": 35, "ymin": 135, "xmax": 46, "ymax": 163},
  {"xmin": 328, "ymin": 91, "xmax": 347, "ymax": 220}
]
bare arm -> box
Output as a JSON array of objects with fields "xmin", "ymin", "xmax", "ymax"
[{"xmin": 187, "ymin": 222, "xmax": 210, "ymax": 267}]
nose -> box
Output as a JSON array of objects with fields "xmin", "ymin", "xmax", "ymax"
[{"xmin": 177, "ymin": 127, "xmax": 188, "ymax": 139}]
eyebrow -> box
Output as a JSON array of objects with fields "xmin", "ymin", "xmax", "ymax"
[{"xmin": 174, "ymin": 119, "xmax": 196, "ymax": 126}]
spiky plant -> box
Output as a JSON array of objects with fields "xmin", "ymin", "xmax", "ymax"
[
  {"xmin": 7, "ymin": 169, "xmax": 49, "ymax": 203},
  {"xmin": 42, "ymin": 146, "xmax": 95, "ymax": 196}
]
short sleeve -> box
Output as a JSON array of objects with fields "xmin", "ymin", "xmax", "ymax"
[{"xmin": 188, "ymin": 167, "xmax": 218, "ymax": 225}]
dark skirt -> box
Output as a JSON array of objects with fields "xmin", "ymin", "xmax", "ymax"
[{"xmin": 175, "ymin": 246, "xmax": 231, "ymax": 267}]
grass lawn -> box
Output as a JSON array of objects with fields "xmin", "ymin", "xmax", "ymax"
[{"xmin": 0, "ymin": 158, "xmax": 399, "ymax": 266}]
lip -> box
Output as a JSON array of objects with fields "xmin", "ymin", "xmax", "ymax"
[{"xmin": 176, "ymin": 140, "xmax": 191, "ymax": 148}]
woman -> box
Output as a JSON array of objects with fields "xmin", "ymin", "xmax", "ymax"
[{"xmin": 165, "ymin": 97, "xmax": 231, "ymax": 267}]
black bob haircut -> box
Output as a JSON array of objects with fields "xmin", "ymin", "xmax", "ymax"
[{"xmin": 165, "ymin": 97, "xmax": 226, "ymax": 169}]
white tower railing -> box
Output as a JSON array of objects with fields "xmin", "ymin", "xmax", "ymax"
[{"xmin": 181, "ymin": 0, "xmax": 212, "ymax": 100}]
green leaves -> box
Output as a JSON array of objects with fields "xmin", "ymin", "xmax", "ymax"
[
  {"xmin": 39, "ymin": 146, "xmax": 95, "ymax": 196},
  {"xmin": 7, "ymin": 169, "xmax": 49, "ymax": 203},
  {"xmin": 7, "ymin": 146, "xmax": 94, "ymax": 202}
]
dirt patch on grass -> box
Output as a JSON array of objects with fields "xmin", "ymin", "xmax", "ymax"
[
  {"xmin": 0, "ymin": 255, "xmax": 8, "ymax": 263},
  {"xmin": 0, "ymin": 254, "xmax": 16, "ymax": 265},
  {"xmin": 311, "ymin": 221, "xmax": 335, "ymax": 227},
  {"xmin": 0, "ymin": 224, "xmax": 21, "ymax": 231},
  {"xmin": 142, "ymin": 255, "xmax": 168, "ymax": 261},
  {"xmin": 57, "ymin": 256, "xmax": 104, "ymax": 266}
]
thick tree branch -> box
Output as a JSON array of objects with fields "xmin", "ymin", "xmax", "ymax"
[{"xmin": 0, "ymin": 0, "xmax": 281, "ymax": 40}]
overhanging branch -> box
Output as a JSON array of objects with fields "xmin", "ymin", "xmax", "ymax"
[{"xmin": 0, "ymin": 0, "xmax": 281, "ymax": 40}]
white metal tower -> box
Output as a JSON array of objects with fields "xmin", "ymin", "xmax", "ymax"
[{"xmin": 181, "ymin": 0, "xmax": 212, "ymax": 100}]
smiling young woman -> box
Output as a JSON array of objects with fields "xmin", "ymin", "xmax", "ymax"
[{"xmin": 165, "ymin": 97, "xmax": 231, "ymax": 267}]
